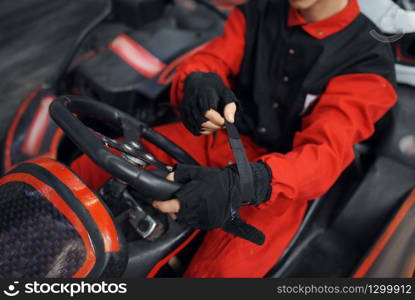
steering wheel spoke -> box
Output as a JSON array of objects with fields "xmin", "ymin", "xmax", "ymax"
[
  {"xmin": 50, "ymin": 95, "xmax": 196, "ymax": 200},
  {"xmin": 92, "ymin": 130, "xmax": 124, "ymax": 151},
  {"xmin": 122, "ymin": 118, "xmax": 143, "ymax": 142},
  {"xmin": 90, "ymin": 123, "xmax": 169, "ymax": 170}
]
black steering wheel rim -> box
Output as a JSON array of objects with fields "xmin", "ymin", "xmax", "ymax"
[{"xmin": 49, "ymin": 95, "xmax": 197, "ymax": 200}]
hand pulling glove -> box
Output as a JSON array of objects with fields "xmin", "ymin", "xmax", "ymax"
[
  {"xmin": 181, "ymin": 72, "xmax": 239, "ymax": 135},
  {"xmin": 173, "ymin": 162, "xmax": 272, "ymax": 245}
]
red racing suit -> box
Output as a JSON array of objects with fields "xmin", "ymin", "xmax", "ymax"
[{"xmin": 72, "ymin": 0, "xmax": 397, "ymax": 277}]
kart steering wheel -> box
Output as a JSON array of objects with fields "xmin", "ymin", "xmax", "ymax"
[{"xmin": 49, "ymin": 95, "xmax": 198, "ymax": 200}]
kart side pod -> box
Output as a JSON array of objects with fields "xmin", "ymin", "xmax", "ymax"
[
  {"xmin": 1, "ymin": 88, "xmax": 63, "ymax": 175},
  {"xmin": 0, "ymin": 158, "xmax": 127, "ymax": 278}
]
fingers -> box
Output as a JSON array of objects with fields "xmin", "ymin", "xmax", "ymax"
[
  {"xmin": 201, "ymin": 127, "xmax": 218, "ymax": 135},
  {"xmin": 201, "ymin": 131, "xmax": 215, "ymax": 135},
  {"xmin": 152, "ymin": 199, "xmax": 180, "ymax": 214},
  {"xmin": 152, "ymin": 173, "xmax": 179, "ymax": 217},
  {"xmin": 200, "ymin": 103, "xmax": 236, "ymax": 134},
  {"xmin": 224, "ymin": 102, "xmax": 237, "ymax": 123},
  {"xmin": 201, "ymin": 120, "xmax": 221, "ymax": 130},
  {"xmin": 199, "ymin": 87, "xmax": 219, "ymax": 113},
  {"xmin": 181, "ymin": 106, "xmax": 202, "ymax": 136},
  {"xmin": 173, "ymin": 164, "xmax": 207, "ymax": 184},
  {"xmin": 204, "ymin": 109, "xmax": 225, "ymax": 127},
  {"xmin": 166, "ymin": 172, "xmax": 174, "ymax": 182}
]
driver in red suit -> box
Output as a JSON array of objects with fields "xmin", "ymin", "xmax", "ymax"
[{"xmin": 72, "ymin": 0, "xmax": 397, "ymax": 277}]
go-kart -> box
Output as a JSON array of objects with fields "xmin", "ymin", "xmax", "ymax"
[
  {"xmin": 0, "ymin": 0, "xmax": 226, "ymax": 174},
  {"xmin": 1, "ymin": 0, "xmax": 415, "ymax": 278},
  {"xmin": 1, "ymin": 91, "xmax": 415, "ymax": 278}
]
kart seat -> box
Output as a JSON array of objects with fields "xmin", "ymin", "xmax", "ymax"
[{"xmin": 0, "ymin": 158, "xmax": 127, "ymax": 278}]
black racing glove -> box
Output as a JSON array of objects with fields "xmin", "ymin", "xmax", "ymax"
[
  {"xmin": 181, "ymin": 72, "xmax": 239, "ymax": 135},
  {"xmin": 173, "ymin": 162, "xmax": 272, "ymax": 245}
]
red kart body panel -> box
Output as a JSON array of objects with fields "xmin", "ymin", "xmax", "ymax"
[
  {"xmin": 354, "ymin": 189, "xmax": 415, "ymax": 278},
  {"xmin": 0, "ymin": 158, "xmax": 122, "ymax": 278},
  {"xmin": 3, "ymin": 88, "xmax": 63, "ymax": 174}
]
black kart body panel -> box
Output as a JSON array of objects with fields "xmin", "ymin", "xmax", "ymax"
[{"xmin": 74, "ymin": 1, "xmax": 224, "ymax": 119}]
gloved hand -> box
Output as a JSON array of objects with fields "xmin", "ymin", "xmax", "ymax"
[
  {"xmin": 181, "ymin": 72, "xmax": 239, "ymax": 136},
  {"xmin": 152, "ymin": 162, "xmax": 272, "ymax": 245}
]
